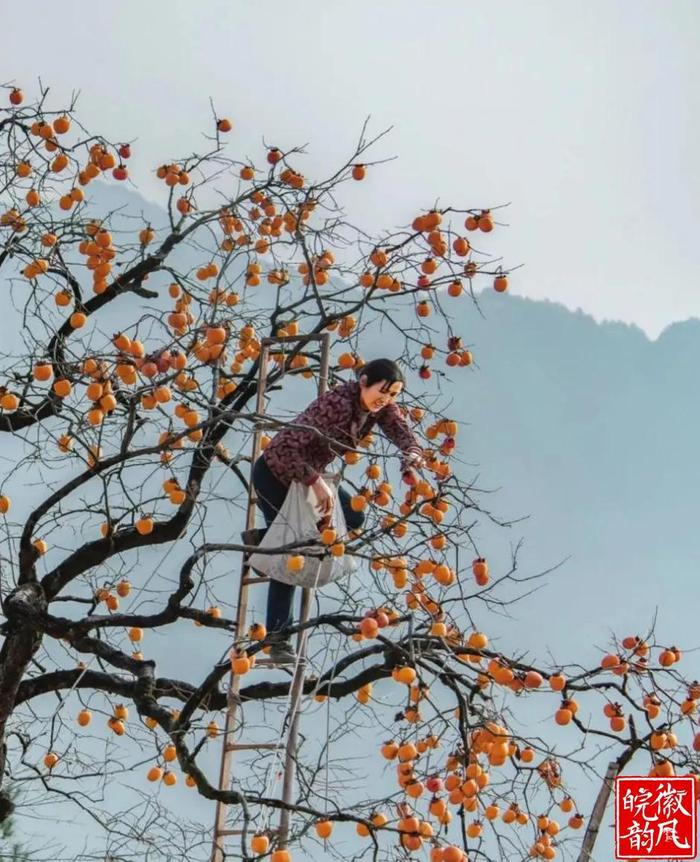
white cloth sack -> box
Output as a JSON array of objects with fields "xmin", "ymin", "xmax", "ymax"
[{"xmin": 247, "ymin": 475, "xmax": 358, "ymax": 588}]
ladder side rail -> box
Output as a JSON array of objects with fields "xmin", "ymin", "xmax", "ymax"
[
  {"xmin": 278, "ymin": 333, "xmax": 332, "ymax": 844},
  {"xmin": 211, "ymin": 343, "xmax": 271, "ymax": 862}
]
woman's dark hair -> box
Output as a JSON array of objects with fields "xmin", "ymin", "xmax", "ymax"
[{"xmin": 358, "ymin": 358, "xmax": 405, "ymax": 387}]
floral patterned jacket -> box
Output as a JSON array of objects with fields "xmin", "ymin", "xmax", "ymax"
[{"xmin": 262, "ymin": 380, "xmax": 422, "ymax": 486}]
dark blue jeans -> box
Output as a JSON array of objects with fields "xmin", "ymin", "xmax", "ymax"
[{"xmin": 252, "ymin": 456, "xmax": 364, "ymax": 635}]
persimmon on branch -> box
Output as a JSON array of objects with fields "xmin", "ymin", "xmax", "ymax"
[{"xmin": 0, "ymin": 80, "xmax": 697, "ymax": 862}]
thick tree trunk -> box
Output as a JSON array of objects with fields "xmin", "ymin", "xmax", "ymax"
[{"xmin": 0, "ymin": 583, "xmax": 46, "ymax": 821}]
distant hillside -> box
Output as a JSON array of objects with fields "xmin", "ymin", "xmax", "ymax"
[{"xmin": 456, "ymin": 290, "xmax": 700, "ymax": 655}]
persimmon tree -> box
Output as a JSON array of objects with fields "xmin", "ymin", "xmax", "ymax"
[{"xmin": 0, "ymin": 80, "xmax": 698, "ymax": 862}]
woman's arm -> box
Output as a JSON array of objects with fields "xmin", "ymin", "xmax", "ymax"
[{"xmin": 375, "ymin": 403, "xmax": 424, "ymax": 464}]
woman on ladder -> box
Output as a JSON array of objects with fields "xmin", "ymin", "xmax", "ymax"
[{"xmin": 249, "ymin": 358, "xmax": 424, "ymax": 663}]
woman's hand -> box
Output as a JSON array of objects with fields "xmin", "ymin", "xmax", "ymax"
[
  {"xmin": 405, "ymin": 450, "xmax": 425, "ymax": 470},
  {"xmin": 310, "ymin": 476, "xmax": 335, "ymax": 518}
]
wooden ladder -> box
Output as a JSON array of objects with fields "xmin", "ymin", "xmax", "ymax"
[{"xmin": 210, "ymin": 332, "xmax": 331, "ymax": 861}]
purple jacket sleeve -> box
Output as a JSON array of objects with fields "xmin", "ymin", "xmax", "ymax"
[{"xmin": 376, "ymin": 403, "xmax": 423, "ymax": 462}]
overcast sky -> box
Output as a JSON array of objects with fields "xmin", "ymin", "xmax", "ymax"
[{"xmin": 3, "ymin": 0, "xmax": 699, "ymax": 339}]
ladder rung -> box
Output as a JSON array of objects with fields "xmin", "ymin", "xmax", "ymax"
[
  {"xmin": 254, "ymin": 657, "xmax": 306, "ymax": 668},
  {"xmin": 242, "ymin": 575, "xmax": 270, "ymax": 584},
  {"xmin": 216, "ymin": 827, "xmax": 282, "ymax": 838},
  {"xmin": 225, "ymin": 742, "xmax": 283, "ymax": 752},
  {"xmin": 262, "ymin": 333, "xmax": 324, "ymax": 345}
]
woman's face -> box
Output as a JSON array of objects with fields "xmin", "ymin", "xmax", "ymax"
[{"xmin": 359, "ymin": 377, "xmax": 404, "ymax": 412}]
